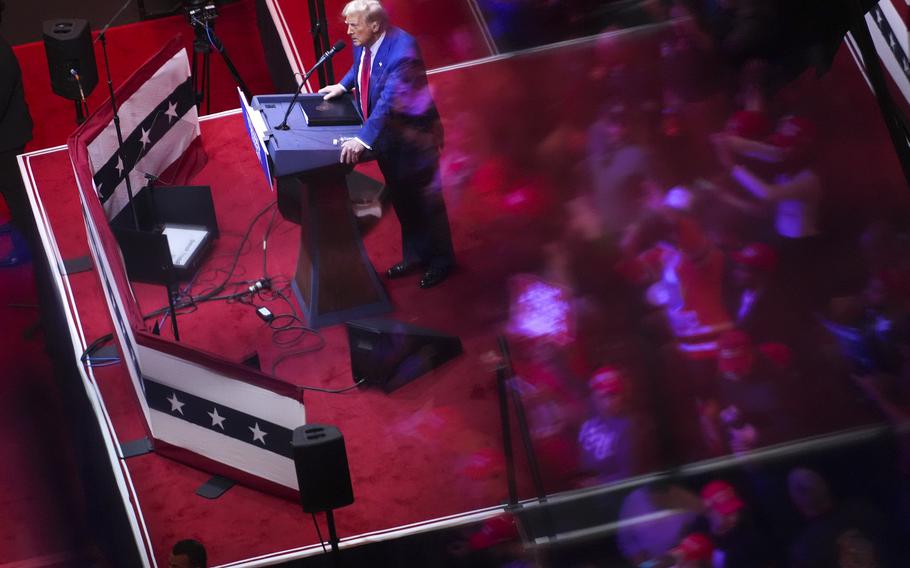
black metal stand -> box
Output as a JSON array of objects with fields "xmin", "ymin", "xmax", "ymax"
[
  {"xmin": 496, "ymin": 336, "xmax": 557, "ymax": 547},
  {"xmin": 496, "ymin": 336, "xmax": 520, "ymax": 509},
  {"xmin": 98, "ymin": 32, "xmax": 140, "ymax": 231},
  {"xmin": 165, "ymin": 280, "xmax": 181, "ymax": 342},
  {"xmin": 74, "ymin": 100, "xmax": 86, "ymax": 125},
  {"xmin": 189, "ymin": 16, "xmax": 251, "ymax": 114},
  {"xmin": 307, "ymin": 0, "xmax": 334, "ymax": 86},
  {"xmin": 325, "ymin": 509, "xmax": 342, "ymax": 568}
]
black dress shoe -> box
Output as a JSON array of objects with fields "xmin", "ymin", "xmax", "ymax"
[
  {"xmin": 418, "ymin": 266, "xmax": 450, "ymax": 289},
  {"xmin": 387, "ymin": 261, "xmax": 420, "ymax": 279}
]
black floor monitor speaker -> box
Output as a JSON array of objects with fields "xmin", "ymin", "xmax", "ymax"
[
  {"xmin": 345, "ymin": 318, "xmax": 464, "ymax": 392},
  {"xmin": 292, "ymin": 424, "xmax": 354, "ymax": 513},
  {"xmin": 42, "ymin": 19, "xmax": 99, "ymax": 101},
  {"xmin": 110, "ymin": 185, "xmax": 219, "ymax": 284}
]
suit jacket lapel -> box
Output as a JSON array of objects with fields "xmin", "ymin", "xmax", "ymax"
[{"xmin": 369, "ymin": 31, "xmax": 393, "ymax": 109}]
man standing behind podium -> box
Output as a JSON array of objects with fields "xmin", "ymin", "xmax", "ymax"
[{"xmin": 319, "ymin": 0, "xmax": 455, "ymax": 289}]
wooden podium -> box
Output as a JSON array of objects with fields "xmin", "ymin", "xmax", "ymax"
[{"xmin": 250, "ymin": 93, "xmax": 391, "ymax": 328}]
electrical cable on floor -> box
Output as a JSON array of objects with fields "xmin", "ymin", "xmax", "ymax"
[
  {"xmin": 138, "ymin": 200, "xmax": 344, "ymax": 377},
  {"xmin": 311, "ymin": 513, "xmax": 328, "ymax": 554},
  {"xmin": 80, "ymin": 332, "xmax": 121, "ymax": 368},
  {"xmin": 142, "ymin": 201, "xmax": 277, "ymax": 320}
]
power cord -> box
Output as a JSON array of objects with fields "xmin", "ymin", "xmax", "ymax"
[
  {"xmin": 311, "ymin": 513, "xmax": 328, "ymax": 554},
  {"xmin": 139, "ymin": 202, "xmax": 345, "ymax": 386},
  {"xmin": 80, "ymin": 333, "xmax": 121, "ymax": 368}
]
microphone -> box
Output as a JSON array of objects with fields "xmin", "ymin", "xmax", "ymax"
[
  {"xmin": 70, "ymin": 68, "xmax": 90, "ymax": 120},
  {"xmin": 315, "ymin": 40, "xmax": 346, "ymax": 69},
  {"xmin": 276, "ymin": 40, "xmax": 346, "ymax": 131}
]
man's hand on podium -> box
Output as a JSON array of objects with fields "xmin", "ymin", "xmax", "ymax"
[
  {"xmin": 340, "ymin": 139, "xmax": 366, "ymax": 164},
  {"xmin": 319, "ymin": 84, "xmax": 346, "ymax": 100}
]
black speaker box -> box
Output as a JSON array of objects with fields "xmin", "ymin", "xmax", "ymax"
[
  {"xmin": 42, "ymin": 19, "xmax": 99, "ymax": 101},
  {"xmin": 292, "ymin": 424, "xmax": 354, "ymax": 513},
  {"xmin": 110, "ymin": 185, "xmax": 219, "ymax": 284},
  {"xmin": 345, "ymin": 318, "xmax": 463, "ymax": 392}
]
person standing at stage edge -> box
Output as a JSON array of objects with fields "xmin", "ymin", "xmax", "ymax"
[
  {"xmin": 0, "ymin": 0, "xmax": 35, "ymax": 245},
  {"xmin": 320, "ymin": 0, "xmax": 456, "ymax": 289}
]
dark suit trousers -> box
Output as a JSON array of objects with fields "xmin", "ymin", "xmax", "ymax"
[
  {"xmin": 0, "ymin": 146, "xmax": 33, "ymax": 239},
  {"xmin": 378, "ymin": 146, "xmax": 455, "ymax": 270}
]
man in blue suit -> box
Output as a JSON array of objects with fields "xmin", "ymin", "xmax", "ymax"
[{"xmin": 320, "ymin": 0, "xmax": 455, "ymax": 289}]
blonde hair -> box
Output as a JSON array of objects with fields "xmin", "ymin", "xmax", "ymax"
[{"xmin": 342, "ymin": 0, "xmax": 387, "ymax": 24}]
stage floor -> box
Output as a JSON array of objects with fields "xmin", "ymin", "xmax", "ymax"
[{"xmin": 23, "ymin": 106, "xmax": 539, "ymax": 566}]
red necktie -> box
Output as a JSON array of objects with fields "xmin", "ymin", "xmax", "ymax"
[{"xmin": 360, "ymin": 48, "xmax": 371, "ymax": 119}]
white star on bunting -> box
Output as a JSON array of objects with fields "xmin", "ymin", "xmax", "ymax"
[
  {"xmin": 115, "ymin": 156, "xmax": 124, "ymax": 176},
  {"xmin": 165, "ymin": 100, "xmax": 179, "ymax": 122},
  {"xmin": 139, "ymin": 127, "xmax": 151, "ymax": 148},
  {"xmin": 250, "ymin": 422, "xmax": 267, "ymax": 444},
  {"xmin": 167, "ymin": 393, "xmax": 185, "ymax": 415},
  {"xmin": 208, "ymin": 407, "xmax": 226, "ymax": 430}
]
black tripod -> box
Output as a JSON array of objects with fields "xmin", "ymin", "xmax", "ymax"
[
  {"xmin": 307, "ymin": 0, "xmax": 335, "ymax": 86},
  {"xmin": 187, "ymin": 11, "xmax": 250, "ymax": 114}
]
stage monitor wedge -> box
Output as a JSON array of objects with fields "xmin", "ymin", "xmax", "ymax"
[{"xmin": 345, "ymin": 318, "xmax": 463, "ymax": 392}]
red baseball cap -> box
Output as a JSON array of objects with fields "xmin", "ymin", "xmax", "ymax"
[
  {"xmin": 468, "ymin": 514, "xmax": 519, "ymax": 550},
  {"xmin": 767, "ymin": 115, "xmax": 815, "ymax": 150},
  {"xmin": 701, "ymin": 480, "xmax": 745, "ymax": 515},
  {"xmin": 731, "ymin": 242, "xmax": 778, "ymax": 273},
  {"xmin": 672, "ymin": 532, "xmax": 714, "ymax": 562},
  {"xmin": 757, "ymin": 342, "xmax": 793, "ymax": 370},
  {"xmin": 589, "ymin": 366, "xmax": 625, "ymax": 396},
  {"xmin": 725, "ymin": 110, "xmax": 772, "ymax": 140}
]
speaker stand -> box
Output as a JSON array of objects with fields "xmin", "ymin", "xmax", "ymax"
[{"xmin": 325, "ymin": 509, "xmax": 342, "ymax": 567}]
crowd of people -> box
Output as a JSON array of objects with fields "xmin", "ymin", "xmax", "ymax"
[{"xmin": 481, "ymin": 1, "xmax": 910, "ymax": 565}]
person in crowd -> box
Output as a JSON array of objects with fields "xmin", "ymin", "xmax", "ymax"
[
  {"xmin": 787, "ymin": 467, "xmax": 894, "ymax": 568},
  {"xmin": 698, "ymin": 329, "xmax": 798, "ymax": 456},
  {"xmin": 586, "ymin": 100, "xmax": 657, "ymax": 238},
  {"xmin": 694, "ymin": 479, "xmax": 773, "ymax": 567},
  {"xmin": 621, "ymin": 186, "xmax": 733, "ymax": 372},
  {"xmin": 617, "ymin": 187, "xmax": 733, "ymax": 463},
  {"xmin": 617, "ymin": 481, "xmax": 702, "ymax": 564},
  {"xmin": 669, "ymin": 532, "xmax": 715, "ymax": 568},
  {"xmin": 320, "ymin": 0, "xmax": 455, "ymax": 288},
  {"xmin": 715, "ymin": 115, "xmax": 826, "ymax": 308},
  {"xmin": 576, "ymin": 366, "xmax": 657, "ymax": 485},
  {"xmin": 723, "ymin": 242, "xmax": 801, "ymax": 344},
  {"xmin": 169, "ymin": 539, "xmax": 207, "ymax": 568},
  {"xmin": 446, "ymin": 512, "xmax": 530, "ymax": 568}
]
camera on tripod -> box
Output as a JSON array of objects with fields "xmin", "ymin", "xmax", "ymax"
[{"xmin": 183, "ymin": 0, "xmax": 217, "ymax": 26}]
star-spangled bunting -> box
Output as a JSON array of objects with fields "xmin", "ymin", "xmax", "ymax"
[
  {"xmin": 167, "ymin": 392, "xmax": 185, "ymax": 415},
  {"xmin": 250, "ymin": 423, "xmax": 268, "ymax": 444},
  {"xmin": 143, "ymin": 378, "xmax": 294, "ymax": 458},
  {"xmin": 165, "ymin": 100, "xmax": 179, "ymax": 122},
  {"xmin": 870, "ymin": 5, "xmax": 910, "ymax": 83},
  {"xmin": 92, "ymin": 78, "xmax": 195, "ymax": 203},
  {"xmin": 208, "ymin": 407, "xmax": 226, "ymax": 430}
]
